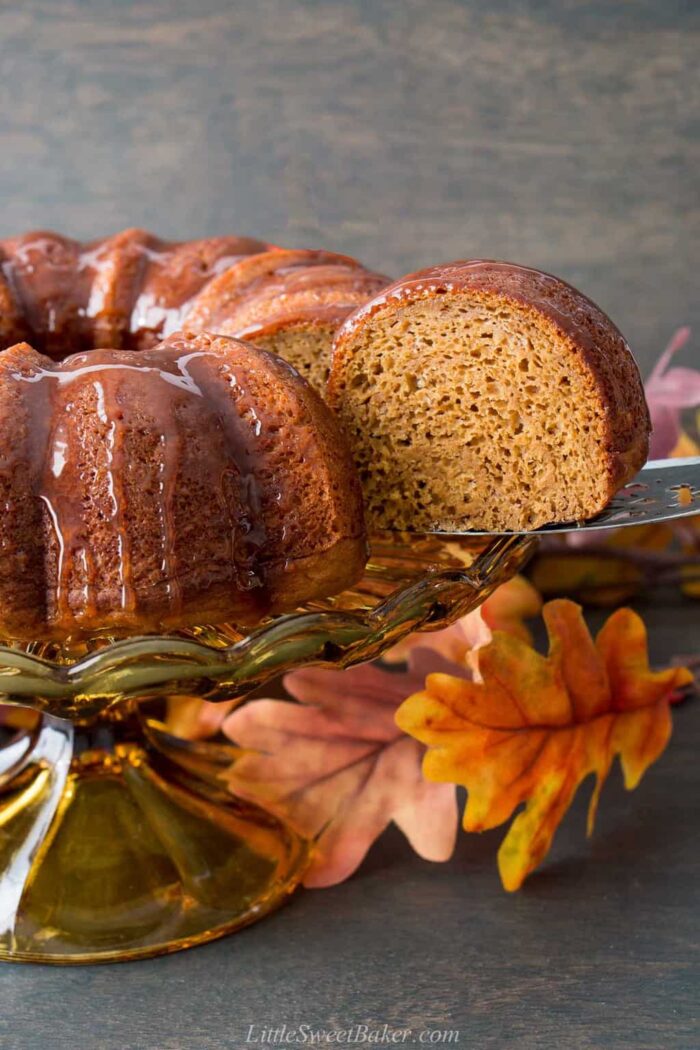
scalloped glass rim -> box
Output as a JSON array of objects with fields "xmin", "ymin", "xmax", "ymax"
[{"xmin": 0, "ymin": 534, "xmax": 537, "ymax": 719}]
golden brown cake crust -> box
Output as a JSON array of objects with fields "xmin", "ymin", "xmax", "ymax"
[
  {"xmin": 330, "ymin": 260, "xmax": 651, "ymax": 507},
  {"xmin": 184, "ymin": 247, "xmax": 388, "ymax": 343},
  {"xmin": 0, "ymin": 331, "xmax": 366, "ymax": 642}
]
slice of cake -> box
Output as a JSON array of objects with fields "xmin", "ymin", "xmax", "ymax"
[{"xmin": 327, "ymin": 260, "xmax": 650, "ymax": 532}]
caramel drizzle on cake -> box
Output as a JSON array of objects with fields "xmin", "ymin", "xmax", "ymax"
[
  {"xmin": 0, "ymin": 230, "xmax": 389, "ymax": 393},
  {"xmin": 0, "ymin": 332, "xmax": 365, "ymax": 642}
]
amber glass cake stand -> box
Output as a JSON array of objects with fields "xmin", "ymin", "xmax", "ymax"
[{"xmin": 0, "ymin": 533, "xmax": 535, "ymax": 965}]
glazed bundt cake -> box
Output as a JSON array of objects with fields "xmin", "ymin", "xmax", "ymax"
[
  {"xmin": 0, "ymin": 330, "xmax": 366, "ymax": 642},
  {"xmin": 328, "ymin": 260, "xmax": 650, "ymax": 532},
  {"xmin": 0, "ymin": 230, "xmax": 388, "ymax": 392},
  {"xmin": 0, "ymin": 233, "xmax": 651, "ymax": 642}
]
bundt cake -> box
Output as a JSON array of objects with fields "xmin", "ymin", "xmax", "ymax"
[
  {"xmin": 0, "ymin": 230, "xmax": 388, "ymax": 391},
  {"xmin": 0, "ymin": 330, "xmax": 366, "ymax": 642},
  {"xmin": 328, "ymin": 260, "xmax": 650, "ymax": 532}
]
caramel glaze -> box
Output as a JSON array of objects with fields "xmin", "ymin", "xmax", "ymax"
[
  {"xmin": 0, "ymin": 232, "xmax": 388, "ymax": 360},
  {"xmin": 0, "ymin": 331, "xmax": 366, "ymax": 642},
  {"xmin": 330, "ymin": 260, "xmax": 651, "ymax": 490},
  {"xmin": 0, "ymin": 229, "xmax": 271, "ymax": 358}
]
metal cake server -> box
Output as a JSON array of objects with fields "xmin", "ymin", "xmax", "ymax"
[{"xmin": 432, "ymin": 456, "xmax": 700, "ymax": 536}]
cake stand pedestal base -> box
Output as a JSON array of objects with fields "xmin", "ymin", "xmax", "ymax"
[{"xmin": 0, "ymin": 703, "xmax": 310, "ymax": 964}]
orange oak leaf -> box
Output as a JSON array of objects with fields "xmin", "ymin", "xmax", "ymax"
[
  {"xmin": 221, "ymin": 662, "xmax": 459, "ymax": 887},
  {"xmin": 396, "ymin": 599, "xmax": 693, "ymax": 891}
]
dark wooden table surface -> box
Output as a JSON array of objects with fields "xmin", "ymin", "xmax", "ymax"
[{"xmin": 0, "ymin": 2, "xmax": 697, "ymax": 1047}]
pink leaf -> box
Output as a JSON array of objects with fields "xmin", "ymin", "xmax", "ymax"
[
  {"xmin": 645, "ymin": 328, "xmax": 700, "ymax": 458},
  {"xmin": 222, "ymin": 660, "xmax": 462, "ymax": 887},
  {"xmin": 384, "ymin": 607, "xmax": 491, "ymax": 672}
]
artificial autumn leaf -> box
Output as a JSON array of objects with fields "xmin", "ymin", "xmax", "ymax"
[
  {"xmin": 396, "ymin": 599, "xmax": 692, "ymax": 891},
  {"xmin": 222, "ymin": 660, "xmax": 459, "ymax": 887},
  {"xmin": 646, "ymin": 327, "xmax": 700, "ymax": 458},
  {"xmin": 671, "ymin": 655, "xmax": 700, "ymax": 700}
]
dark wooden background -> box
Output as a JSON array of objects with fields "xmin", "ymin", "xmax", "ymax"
[
  {"xmin": 0, "ymin": 0, "xmax": 698, "ymax": 373},
  {"xmin": 0, "ymin": 3, "xmax": 698, "ymax": 1048}
]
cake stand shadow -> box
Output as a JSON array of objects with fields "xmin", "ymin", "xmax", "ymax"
[{"xmin": 0, "ymin": 532, "xmax": 536, "ymax": 964}]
